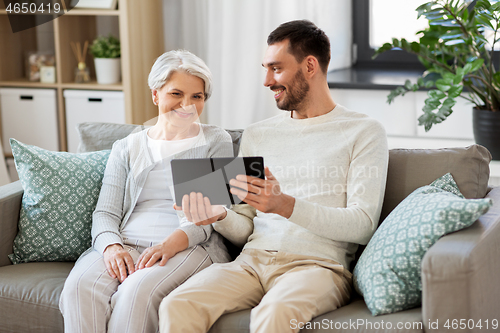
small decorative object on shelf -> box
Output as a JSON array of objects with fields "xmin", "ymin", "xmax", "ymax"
[
  {"xmin": 26, "ymin": 52, "xmax": 55, "ymax": 82},
  {"xmin": 40, "ymin": 66, "xmax": 56, "ymax": 83},
  {"xmin": 89, "ymin": 35, "xmax": 121, "ymax": 85},
  {"xmin": 71, "ymin": 41, "xmax": 90, "ymax": 83},
  {"xmin": 70, "ymin": 0, "xmax": 118, "ymax": 10}
]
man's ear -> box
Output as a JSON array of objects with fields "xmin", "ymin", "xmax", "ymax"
[{"xmin": 304, "ymin": 55, "xmax": 319, "ymax": 78}]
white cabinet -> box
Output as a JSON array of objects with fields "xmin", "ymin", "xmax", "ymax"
[
  {"xmin": 64, "ymin": 90, "xmax": 125, "ymax": 153},
  {"xmin": 330, "ymin": 89, "xmax": 417, "ymax": 137},
  {"xmin": 330, "ymin": 88, "xmax": 475, "ymax": 144},
  {"xmin": 328, "ymin": 87, "xmax": 500, "ymax": 185},
  {"xmin": 0, "ymin": 88, "xmax": 59, "ymax": 154}
]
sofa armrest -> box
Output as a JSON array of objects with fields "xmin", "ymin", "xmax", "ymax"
[
  {"xmin": 421, "ymin": 186, "xmax": 500, "ymax": 331},
  {"xmin": 0, "ymin": 181, "xmax": 23, "ymax": 267}
]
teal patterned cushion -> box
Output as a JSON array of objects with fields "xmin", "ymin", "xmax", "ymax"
[
  {"xmin": 8, "ymin": 139, "xmax": 110, "ymax": 264},
  {"xmin": 353, "ymin": 173, "xmax": 492, "ymax": 316}
]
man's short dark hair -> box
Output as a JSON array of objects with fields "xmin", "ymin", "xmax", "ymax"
[{"xmin": 267, "ymin": 20, "xmax": 330, "ymax": 74}]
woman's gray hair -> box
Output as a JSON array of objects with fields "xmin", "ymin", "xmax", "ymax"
[{"xmin": 148, "ymin": 50, "xmax": 213, "ymax": 100}]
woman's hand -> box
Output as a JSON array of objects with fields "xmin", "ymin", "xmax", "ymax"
[
  {"xmin": 103, "ymin": 244, "xmax": 135, "ymax": 283},
  {"xmin": 135, "ymin": 229, "xmax": 189, "ymax": 270},
  {"xmin": 174, "ymin": 192, "xmax": 227, "ymax": 226},
  {"xmin": 135, "ymin": 243, "xmax": 174, "ymax": 270}
]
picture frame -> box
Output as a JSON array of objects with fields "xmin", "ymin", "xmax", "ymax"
[{"xmin": 70, "ymin": 0, "xmax": 118, "ymax": 10}]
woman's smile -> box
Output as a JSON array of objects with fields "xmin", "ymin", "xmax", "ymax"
[{"xmin": 172, "ymin": 107, "xmax": 196, "ymax": 119}]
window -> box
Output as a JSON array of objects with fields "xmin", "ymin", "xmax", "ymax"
[
  {"xmin": 353, "ymin": 0, "xmax": 425, "ymax": 69},
  {"xmin": 370, "ymin": 0, "xmax": 428, "ymax": 48}
]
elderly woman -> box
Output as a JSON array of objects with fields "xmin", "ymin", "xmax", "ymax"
[{"xmin": 59, "ymin": 50, "xmax": 233, "ymax": 333}]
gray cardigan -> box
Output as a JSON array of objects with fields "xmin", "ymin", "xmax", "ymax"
[{"xmin": 91, "ymin": 124, "xmax": 234, "ymax": 263}]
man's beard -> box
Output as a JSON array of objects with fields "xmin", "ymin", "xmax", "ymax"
[{"xmin": 276, "ymin": 69, "xmax": 310, "ymax": 111}]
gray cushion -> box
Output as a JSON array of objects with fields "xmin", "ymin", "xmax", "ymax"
[
  {"xmin": 76, "ymin": 122, "xmax": 145, "ymax": 153},
  {"xmin": 225, "ymin": 129, "xmax": 243, "ymax": 156},
  {"xmin": 381, "ymin": 145, "xmax": 491, "ymax": 222},
  {"xmin": 76, "ymin": 122, "xmax": 244, "ymax": 156},
  {"xmin": 9, "ymin": 139, "xmax": 111, "ymax": 264},
  {"xmin": 0, "ymin": 262, "xmax": 73, "ymax": 333}
]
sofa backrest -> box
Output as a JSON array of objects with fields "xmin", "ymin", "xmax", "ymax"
[
  {"xmin": 76, "ymin": 122, "xmax": 243, "ymax": 157},
  {"xmin": 381, "ymin": 145, "xmax": 491, "ymax": 222},
  {"xmin": 77, "ymin": 122, "xmax": 492, "ymax": 223}
]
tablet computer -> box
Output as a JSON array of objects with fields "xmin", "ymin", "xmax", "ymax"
[{"xmin": 171, "ymin": 156, "xmax": 265, "ymax": 206}]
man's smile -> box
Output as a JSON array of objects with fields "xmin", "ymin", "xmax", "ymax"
[{"xmin": 272, "ymin": 87, "xmax": 285, "ymax": 99}]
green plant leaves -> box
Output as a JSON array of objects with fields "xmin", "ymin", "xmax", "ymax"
[
  {"xmin": 438, "ymin": 97, "xmax": 457, "ymax": 119},
  {"xmin": 372, "ymin": 43, "xmax": 393, "ymax": 58},
  {"xmin": 375, "ymin": 0, "xmax": 499, "ymax": 130},
  {"xmin": 448, "ymin": 85, "xmax": 464, "ymax": 98},
  {"xmin": 419, "ymin": 94, "xmax": 457, "ymax": 131},
  {"xmin": 444, "ymin": 39, "xmax": 466, "ymax": 45},
  {"xmin": 441, "ymin": 32, "xmax": 466, "ymax": 40},
  {"xmin": 428, "ymin": 90, "xmax": 446, "ymax": 99},
  {"xmin": 469, "ymin": 58, "xmax": 484, "ymax": 72},
  {"xmin": 387, "ymin": 87, "xmax": 408, "ymax": 104},
  {"xmin": 476, "ymin": 13, "xmax": 495, "ymax": 29},
  {"xmin": 416, "ymin": 2, "xmax": 435, "ymax": 19},
  {"xmin": 493, "ymin": 72, "xmax": 500, "ymax": 85},
  {"xmin": 435, "ymin": 79, "xmax": 451, "ymax": 91},
  {"xmin": 387, "ymin": 79, "xmax": 423, "ymax": 104},
  {"xmin": 476, "ymin": 0, "xmax": 491, "ymax": 10},
  {"xmin": 89, "ymin": 35, "xmax": 121, "ymax": 59},
  {"xmin": 418, "ymin": 113, "xmax": 436, "ymax": 131},
  {"xmin": 491, "ymin": 2, "xmax": 500, "ymax": 12},
  {"xmin": 424, "ymin": 95, "xmax": 442, "ymax": 110}
]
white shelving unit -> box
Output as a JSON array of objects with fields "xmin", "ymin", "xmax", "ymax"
[{"xmin": 0, "ymin": 0, "xmax": 164, "ymax": 152}]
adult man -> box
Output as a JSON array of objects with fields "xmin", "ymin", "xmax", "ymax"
[{"xmin": 160, "ymin": 20, "xmax": 388, "ymax": 333}]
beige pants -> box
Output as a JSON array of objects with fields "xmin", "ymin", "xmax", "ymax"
[
  {"xmin": 59, "ymin": 245, "xmax": 212, "ymax": 333},
  {"xmin": 159, "ymin": 249, "xmax": 352, "ymax": 333}
]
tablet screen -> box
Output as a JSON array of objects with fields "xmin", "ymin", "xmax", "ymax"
[{"xmin": 171, "ymin": 156, "xmax": 264, "ymax": 206}]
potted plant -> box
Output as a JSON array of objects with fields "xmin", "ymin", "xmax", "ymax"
[
  {"xmin": 375, "ymin": 0, "xmax": 500, "ymax": 159},
  {"xmin": 89, "ymin": 34, "xmax": 121, "ymax": 85}
]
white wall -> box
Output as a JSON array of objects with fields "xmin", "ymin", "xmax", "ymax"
[{"xmin": 162, "ymin": 0, "xmax": 352, "ymax": 129}]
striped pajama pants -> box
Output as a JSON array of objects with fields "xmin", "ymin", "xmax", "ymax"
[{"xmin": 59, "ymin": 244, "xmax": 212, "ymax": 333}]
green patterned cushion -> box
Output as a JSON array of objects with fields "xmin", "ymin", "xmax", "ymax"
[
  {"xmin": 353, "ymin": 173, "xmax": 492, "ymax": 316},
  {"xmin": 8, "ymin": 139, "xmax": 110, "ymax": 264}
]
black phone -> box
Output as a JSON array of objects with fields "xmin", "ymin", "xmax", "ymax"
[{"xmin": 171, "ymin": 156, "xmax": 265, "ymax": 206}]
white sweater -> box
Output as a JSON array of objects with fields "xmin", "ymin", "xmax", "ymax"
[
  {"xmin": 92, "ymin": 124, "xmax": 234, "ymax": 263},
  {"xmin": 213, "ymin": 105, "xmax": 389, "ymax": 269}
]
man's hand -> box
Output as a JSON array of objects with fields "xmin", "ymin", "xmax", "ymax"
[
  {"xmin": 174, "ymin": 193, "xmax": 227, "ymax": 225},
  {"xmin": 103, "ymin": 244, "xmax": 135, "ymax": 283},
  {"xmin": 229, "ymin": 167, "xmax": 295, "ymax": 218}
]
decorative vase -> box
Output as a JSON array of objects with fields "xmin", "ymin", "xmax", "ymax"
[
  {"xmin": 473, "ymin": 107, "xmax": 500, "ymax": 160},
  {"xmin": 94, "ymin": 58, "xmax": 121, "ymax": 84}
]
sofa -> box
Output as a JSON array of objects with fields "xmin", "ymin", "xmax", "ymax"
[{"xmin": 0, "ymin": 122, "xmax": 499, "ymax": 333}]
